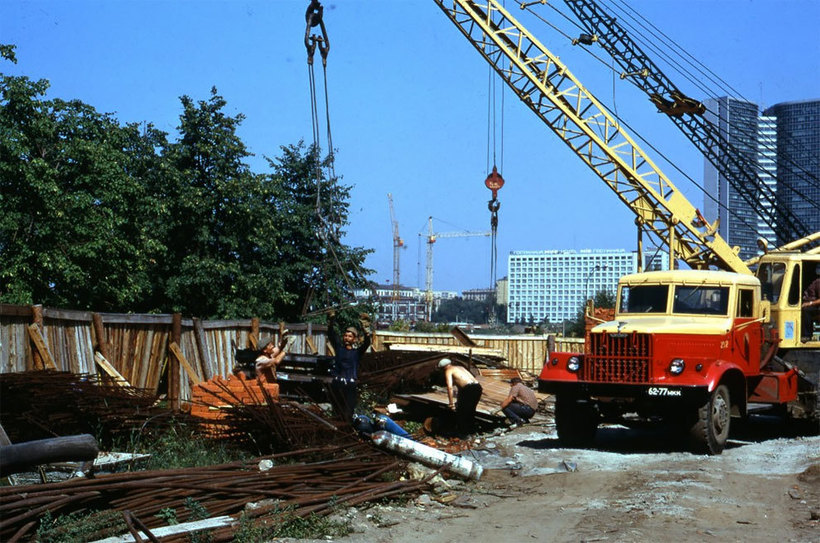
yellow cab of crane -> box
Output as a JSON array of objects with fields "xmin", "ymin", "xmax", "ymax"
[{"xmin": 756, "ymin": 252, "xmax": 820, "ymax": 350}]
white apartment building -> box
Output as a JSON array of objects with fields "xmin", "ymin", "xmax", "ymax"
[
  {"xmin": 353, "ymin": 285, "xmax": 458, "ymax": 323},
  {"xmin": 507, "ymin": 249, "xmax": 668, "ymax": 324}
]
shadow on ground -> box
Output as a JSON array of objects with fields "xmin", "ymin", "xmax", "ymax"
[{"xmin": 515, "ymin": 414, "xmax": 818, "ymax": 455}]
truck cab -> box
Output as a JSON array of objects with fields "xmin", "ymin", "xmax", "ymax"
[{"xmin": 539, "ymin": 269, "xmax": 809, "ymax": 454}]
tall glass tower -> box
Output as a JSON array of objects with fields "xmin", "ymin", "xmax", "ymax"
[
  {"xmin": 703, "ymin": 97, "xmax": 761, "ymax": 260},
  {"xmin": 763, "ymin": 99, "xmax": 820, "ymax": 245}
]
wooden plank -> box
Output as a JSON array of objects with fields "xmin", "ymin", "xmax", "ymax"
[
  {"xmin": 41, "ymin": 307, "xmax": 93, "ymax": 322},
  {"xmin": 192, "ymin": 318, "xmax": 212, "ymax": 381},
  {"xmin": 94, "ymin": 313, "xmax": 175, "ymax": 325},
  {"xmin": 94, "ymin": 352, "xmax": 131, "ymax": 386},
  {"xmin": 169, "ymin": 341, "xmax": 201, "ymax": 385},
  {"xmin": 305, "ymin": 335, "xmax": 318, "ymax": 355},
  {"xmin": 27, "ymin": 323, "xmax": 57, "ymax": 370},
  {"xmin": 0, "ymin": 304, "xmax": 32, "ymax": 318},
  {"xmin": 386, "ymin": 343, "xmax": 504, "ymax": 358},
  {"xmin": 478, "ymin": 368, "xmax": 522, "ymax": 380},
  {"xmin": 200, "ymin": 319, "xmax": 253, "ymax": 329},
  {"xmin": 451, "ymin": 326, "xmax": 479, "ymax": 347},
  {"xmin": 90, "ymin": 515, "xmax": 234, "ymax": 543}
]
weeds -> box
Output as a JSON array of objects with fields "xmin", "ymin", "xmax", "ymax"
[
  {"xmin": 233, "ymin": 509, "xmax": 352, "ymax": 542},
  {"xmin": 124, "ymin": 423, "xmax": 250, "ymax": 470},
  {"xmin": 35, "ymin": 509, "xmax": 126, "ymax": 542}
]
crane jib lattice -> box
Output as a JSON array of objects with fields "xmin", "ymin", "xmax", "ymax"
[{"xmin": 433, "ymin": 0, "xmax": 751, "ymax": 274}]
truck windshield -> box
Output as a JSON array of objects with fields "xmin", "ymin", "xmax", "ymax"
[
  {"xmin": 672, "ymin": 285, "xmax": 730, "ymax": 315},
  {"xmin": 619, "ymin": 285, "xmax": 668, "ymax": 313}
]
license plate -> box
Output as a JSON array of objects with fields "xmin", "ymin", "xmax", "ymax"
[{"xmin": 647, "ymin": 387, "xmax": 682, "ymax": 397}]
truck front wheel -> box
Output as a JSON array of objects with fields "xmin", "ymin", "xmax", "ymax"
[
  {"xmin": 555, "ymin": 394, "xmax": 598, "ymax": 448},
  {"xmin": 690, "ymin": 384, "xmax": 731, "ymax": 454}
]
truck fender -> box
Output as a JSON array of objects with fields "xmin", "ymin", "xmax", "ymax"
[{"xmin": 703, "ymin": 362, "xmax": 747, "ymax": 417}]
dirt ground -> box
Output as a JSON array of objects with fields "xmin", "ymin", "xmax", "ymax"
[{"xmin": 295, "ymin": 413, "xmax": 820, "ymax": 543}]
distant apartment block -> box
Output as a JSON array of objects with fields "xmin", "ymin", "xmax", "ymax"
[
  {"xmin": 462, "ymin": 288, "xmax": 494, "ymax": 302},
  {"xmin": 495, "ymin": 276, "xmax": 508, "ymax": 306},
  {"xmin": 506, "ymin": 249, "xmax": 668, "ymax": 324},
  {"xmin": 704, "ymin": 97, "xmax": 819, "ymax": 254},
  {"xmin": 353, "ymin": 285, "xmax": 457, "ymax": 323}
]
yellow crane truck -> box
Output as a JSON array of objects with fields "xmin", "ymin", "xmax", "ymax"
[{"xmin": 429, "ymin": 1, "xmax": 820, "ymax": 453}]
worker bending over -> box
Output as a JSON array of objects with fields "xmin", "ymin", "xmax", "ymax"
[{"xmin": 439, "ymin": 358, "xmax": 483, "ymax": 436}]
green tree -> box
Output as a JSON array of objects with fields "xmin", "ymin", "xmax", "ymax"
[
  {"xmin": 1, "ymin": 58, "xmax": 168, "ymax": 309},
  {"xmin": 160, "ymin": 89, "xmax": 371, "ymax": 320},
  {"xmin": 432, "ymin": 297, "xmax": 488, "ymax": 324},
  {"xmin": 159, "ymin": 88, "xmax": 285, "ymax": 318},
  {"xmin": 593, "ymin": 289, "xmax": 616, "ymax": 309},
  {"xmin": 264, "ymin": 141, "xmax": 372, "ymax": 321}
]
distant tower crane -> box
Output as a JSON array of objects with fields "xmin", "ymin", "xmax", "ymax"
[
  {"xmin": 388, "ymin": 194, "xmax": 404, "ymax": 321},
  {"xmin": 423, "ymin": 217, "xmax": 491, "ymax": 321}
]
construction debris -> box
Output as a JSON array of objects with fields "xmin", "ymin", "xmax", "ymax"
[
  {"xmin": 371, "ymin": 431, "xmax": 483, "ymax": 481},
  {"xmin": 0, "ymin": 371, "xmax": 165, "ymax": 446},
  {"xmin": 0, "ymin": 443, "xmax": 427, "ymax": 542},
  {"xmin": 0, "ymin": 434, "xmax": 99, "ymax": 477}
]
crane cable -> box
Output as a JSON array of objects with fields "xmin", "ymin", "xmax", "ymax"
[
  {"xmin": 303, "ymin": 0, "xmax": 366, "ymax": 316},
  {"xmin": 599, "ymin": 0, "xmax": 820, "ymax": 195},
  {"xmin": 485, "ymin": 15, "xmax": 507, "ymax": 324},
  {"xmin": 522, "ymin": 2, "xmax": 812, "ymax": 244}
]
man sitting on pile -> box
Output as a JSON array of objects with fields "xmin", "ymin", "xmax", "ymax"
[{"xmin": 254, "ymin": 331, "xmax": 291, "ymax": 380}]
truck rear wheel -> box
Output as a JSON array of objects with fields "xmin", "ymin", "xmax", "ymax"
[
  {"xmin": 555, "ymin": 394, "xmax": 598, "ymax": 448},
  {"xmin": 690, "ymin": 384, "xmax": 731, "ymax": 454}
]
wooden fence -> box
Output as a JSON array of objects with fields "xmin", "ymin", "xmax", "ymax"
[
  {"xmin": 0, "ymin": 304, "xmax": 327, "ymax": 406},
  {"xmin": 1, "ymin": 304, "xmax": 586, "ymax": 403}
]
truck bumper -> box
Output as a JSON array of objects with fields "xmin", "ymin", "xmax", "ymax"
[{"xmin": 538, "ymin": 380, "xmax": 709, "ymax": 404}]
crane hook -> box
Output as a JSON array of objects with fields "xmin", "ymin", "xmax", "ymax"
[
  {"xmin": 305, "ymin": 0, "xmax": 330, "ymax": 66},
  {"xmin": 484, "ymin": 165, "xmax": 505, "ymax": 200}
]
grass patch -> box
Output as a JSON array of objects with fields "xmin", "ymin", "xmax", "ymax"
[
  {"xmin": 35, "ymin": 509, "xmax": 126, "ymax": 542},
  {"xmin": 120, "ymin": 422, "xmax": 251, "ymax": 470},
  {"xmin": 233, "ymin": 509, "xmax": 352, "ymax": 542}
]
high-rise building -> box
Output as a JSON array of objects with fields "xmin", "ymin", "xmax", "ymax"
[
  {"xmin": 763, "ymin": 99, "xmax": 820, "ymax": 244},
  {"xmin": 704, "ymin": 97, "xmax": 820, "ymax": 253},
  {"xmin": 703, "ymin": 97, "xmax": 762, "ymax": 260},
  {"xmin": 506, "ymin": 249, "xmax": 668, "ymax": 324},
  {"xmin": 757, "ymin": 114, "xmax": 778, "ymax": 245}
]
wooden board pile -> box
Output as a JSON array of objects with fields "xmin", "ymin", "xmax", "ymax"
[{"xmin": 187, "ymin": 373, "xmax": 279, "ymax": 429}]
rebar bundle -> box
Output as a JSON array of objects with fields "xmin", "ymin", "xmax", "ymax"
[
  {"xmin": 0, "ymin": 443, "xmax": 424, "ymax": 542},
  {"xmin": 0, "ymin": 371, "xmax": 165, "ymax": 445}
]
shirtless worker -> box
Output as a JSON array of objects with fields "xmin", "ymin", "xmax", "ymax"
[{"xmin": 439, "ymin": 358, "xmax": 483, "ymax": 436}]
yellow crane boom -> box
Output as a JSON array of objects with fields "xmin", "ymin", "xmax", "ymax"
[{"xmin": 432, "ymin": 0, "xmax": 752, "ymax": 275}]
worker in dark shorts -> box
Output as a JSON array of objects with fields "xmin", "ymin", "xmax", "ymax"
[{"xmin": 439, "ymin": 358, "xmax": 483, "ymax": 436}]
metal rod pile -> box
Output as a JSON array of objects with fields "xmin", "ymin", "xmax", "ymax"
[
  {"xmin": 0, "ymin": 443, "xmax": 426, "ymax": 542},
  {"xmin": 191, "ymin": 377, "xmax": 351, "ymax": 452},
  {"xmin": 0, "ymin": 371, "xmax": 164, "ymax": 445}
]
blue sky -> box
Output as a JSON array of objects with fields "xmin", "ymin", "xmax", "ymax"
[{"xmin": 4, "ymin": 0, "xmax": 819, "ymax": 294}]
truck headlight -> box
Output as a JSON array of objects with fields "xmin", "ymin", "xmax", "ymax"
[
  {"xmin": 567, "ymin": 356, "xmax": 581, "ymax": 373},
  {"xmin": 668, "ymin": 358, "xmax": 685, "ymax": 375}
]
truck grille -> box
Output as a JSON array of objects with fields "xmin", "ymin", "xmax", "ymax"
[{"xmin": 585, "ymin": 332, "xmax": 652, "ymax": 383}]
